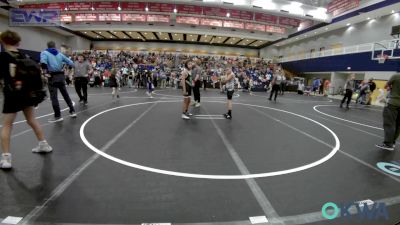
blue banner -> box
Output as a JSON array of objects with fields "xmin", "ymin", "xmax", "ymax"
[{"xmin": 9, "ymin": 8, "xmax": 60, "ymax": 26}]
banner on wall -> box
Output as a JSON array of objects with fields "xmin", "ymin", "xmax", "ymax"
[
  {"xmin": 327, "ymin": 0, "xmax": 360, "ymax": 16},
  {"xmin": 9, "ymin": 8, "xmax": 60, "ymax": 26}
]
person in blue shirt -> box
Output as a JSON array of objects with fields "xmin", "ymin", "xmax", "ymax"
[
  {"xmin": 312, "ymin": 78, "xmax": 321, "ymax": 96},
  {"xmin": 40, "ymin": 41, "xmax": 76, "ymax": 123}
]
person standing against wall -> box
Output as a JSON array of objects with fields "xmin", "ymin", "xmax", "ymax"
[
  {"xmin": 73, "ymin": 54, "xmax": 91, "ymax": 105},
  {"xmin": 376, "ymin": 74, "xmax": 400, "ymax": 151},
  {"xmin": 340, "ymin": 74, "xmax": 356, "ymax": 109},
  {"xmin": 40, "ymin": 41, "xmax": 76, "ymax": 122}
]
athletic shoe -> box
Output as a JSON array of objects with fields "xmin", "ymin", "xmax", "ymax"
[
  {"xmin": 0, "ymin": 153, "xmax": 12, "ymax": 169},
  {"xmin": 195, "ymin": 103, "xmax": 201, "ymax": 107},
  {"xmin": 191, "ymin": 102, "xmax": 197, "ymax": 106},
  {"xmin": 223, "ymin": 113, "xmax": 232, "ymax": 119},
  {"xmin": 48, "ymin": 117, "xmax": 63, "ymax": 123},
  {"xmin": 346, "ymin": 105, "xmax": 350, "ymax": 109},
  {"xmin": 84, "ymin": 101, "xmax": 88, "ymax": 106},
  {"xmin": 32, "ymin": 141, "xmax": 53, "ymax": 153},
  {"xmin": 79, "ymin": 99, "xmax": 84, "ymax": 103},
  {"xmin": 182, "ymin": 114, "xmax": 190, "ymax": 120},
  {"xmin": 186, "ymin": 112, "xmax": 193, "ymax": 116},
  {"xmin": 70, "ymin": 111, "xmax": 77, "ymax": 118},
  {"xmin": 375, "ymin": 144, "xmax": 394, "ymax": 151}
]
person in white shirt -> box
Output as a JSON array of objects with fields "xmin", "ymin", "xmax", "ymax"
[{"xmin": 298, "ymin": 80, "xmax": 305, "ymax": 95}]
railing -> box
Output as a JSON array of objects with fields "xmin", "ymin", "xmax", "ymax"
[{"xmin": 278, "ymin": 39, "xmax": 399, "ymax": 63}]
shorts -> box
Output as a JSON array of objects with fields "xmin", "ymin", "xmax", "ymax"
[
  {"xmin": 2, "ymin": 90, "xmax": 34, "ymax": 114},
  {"xmin": 227, "ymin": 90, "xmax": 234, "ymax": 100},
  {"xmin": 184, "ymin": 85, "xmax": 192, "ymax": 97}
]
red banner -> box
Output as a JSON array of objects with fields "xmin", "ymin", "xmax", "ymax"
[
  {"xmin": 223, "ymin": 20, "xmax": 244, "ymax": 29},
  {"xmin": 176, "ymin": 4, "xmax": 202, "ymax": 14},
  {"xmin": 121, "ymin": 14, "xmax": 146, "ymax": 22},
  {"xmin": 255, "ymin": 13, "xmax": 278, "ymax": 24},
  {"xmin": 148, "ymin": 3, "xmax": 174, "ymax": 12},
  {"xmin": 176, "ymin": 16, "xmax": 200, "ymax": 25},
  {"xmin": 93, "ymin": 2, "xmax": 119, "ymax": 11},
  {"xmin": 98, "ymin": 13, "xmax": 121, "ymax": 21},
  {"xmin": 68, "ymin": 2, "xmax": 92, "ymax": 11},
  {"xmin": 200, "ymin": 18, "xmax": 223, "ymax": 27},
  {"xmin": 20, "ymin": 4, "xmax": 43, "ymax": 9},
  {"xmin": 245, "ymin": 23, "xmax": 265, "ymax": 32},
  {"xmin": 60, "ymin": 14, "xmax": 73, "ymax": 22},
  {"xmin": 327, "ymin": 0, "xmax": 360, "ymax": 16},
  {"xmin": 75, "ymin": 14, "xmax": 98, "ymax": 22},
  {"xmin": 121, "ymin": 2, "xmax": 146, "ymax": 11},
  {"xmin": 279, "ymin": 17, "xmax": 301, "ymax": 27},
  {"xmin": 266, "ymin": 25, "xmax": 285, "ymax": 34},
  {"xmin": 230, "ymin": 10, "xmax": 253, "ymax": 20},
  {"xmin": 146, "ymin": 15, "xmax": 170, "ymax": 23},
  {"xmin": 203, "ymin": 7, "xmax": 228, "ymax": 17}
]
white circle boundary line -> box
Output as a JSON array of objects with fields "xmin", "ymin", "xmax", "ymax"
[
  {"xmin": 313, "ymin": 105, "xmax": 383, "ymax": 130},
  {"xmin": 80, "ymin": 101, "xmax": 340, "ymax": 180}
]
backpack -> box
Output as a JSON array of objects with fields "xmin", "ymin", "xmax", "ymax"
[{"xmin": 8, "ymin": 52, "xmax": 47, "ymax": 106}]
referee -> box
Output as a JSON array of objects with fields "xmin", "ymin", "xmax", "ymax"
[{"xmin": 40, "ymin": 41, "xmax": 76, "ymax": 122}]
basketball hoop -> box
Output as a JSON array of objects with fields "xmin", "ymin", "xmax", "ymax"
[{"xmin": 378, "ymin": 54, "xmax": 389, "ymax": 64}]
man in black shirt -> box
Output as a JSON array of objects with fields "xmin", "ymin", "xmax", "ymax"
[{"xmin": 367, "ymin": 78, "xmax": 376, "ymax": 105}]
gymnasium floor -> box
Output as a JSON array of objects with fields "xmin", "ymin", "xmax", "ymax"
[{"xmin": 0, "ymin": 87, "xmax": 399, "ymax": 225}]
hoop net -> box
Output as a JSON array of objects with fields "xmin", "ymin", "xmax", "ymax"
[{"xmin": 378, "ymin": 54, "xmax": 388, "ymax": 64}]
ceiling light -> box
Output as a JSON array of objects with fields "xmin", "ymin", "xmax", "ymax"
[
  {"xmin": 174, "ymin": 34, "xmax": 177, "ymax": 36},
  {"xmin": 392, "ymin": 10, "xmax": 395, "ymax": 14},
  {"xmin": 99, "ymin": 32, "xmax": 102, "ymax": 34},
  {"xmin": 84, "ymin": 32, "xmax": 87, "ymax": 34},
  {"xmin": 165, "ymin": 38, "xmax": 167, "ymax": 40},
  {"xmin": 226, "ymin": 12, "xmax": 230, "ymax": 17},
  {"xmin": 367, "ymin": 17, "xmax": 371, "ymax": 20},
  {"xmin": 173, "ymin": 8, "xmax": 177, "ymax": 13},
  {"xmin": 118, "ymin": 6, "xmax": 121, "ymax": 11},
  {"xmin": 129, "ymin": 32, "xmax": 132, "ymax": 34},
  {"xmin": 96, "ymin": 36, "xmax": 99, "ymax": 38},
  {"xmin": 145, "ymin": 7, "xmax": 149, "ymax": 12},
  {"xmin": 91, "ymin": 7, "xmax": 95, "ymax": 11},
  {"xmin": 64, "ymin": 7, "xmax": 68, "ymax": 11},
  {"xmin": 218, "ymin": 37, "xmax": 221, "ymax": 39},
  {"xmin": 346, "ymin": 23, "xmax": 351, "ymax": 26},
  {"xmin": 144, "ymin": 32, "xmax": 147, "ymax": 35}
]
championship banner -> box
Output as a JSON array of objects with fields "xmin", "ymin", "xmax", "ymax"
[{"xmin": 9, "ymin": 8, "xmax": 60, "ymax": 26}]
